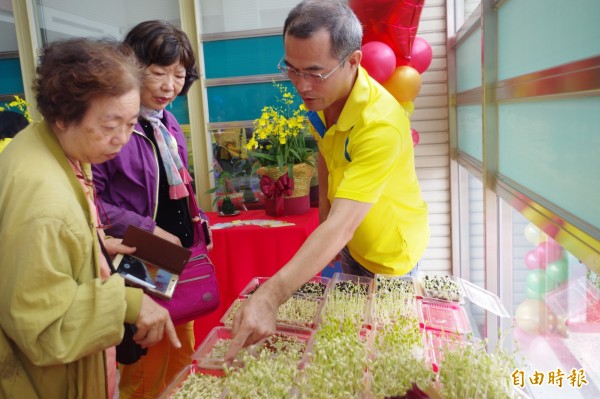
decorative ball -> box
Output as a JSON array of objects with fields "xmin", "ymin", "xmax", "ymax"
[
  {"xmin": 360, "ymin": 41, "xmax": 396, "ymax": 83},
  {"xmin": 524, "ymin": 223, "xmax": 545, "ymax": 245},
  {"xmin": 515, "ymin": 299, "xmax": 553, "ymax": 334},
  {"xmin": 546, "ymin": 258, "xmax": 569, "ymax": 284},
  {"xmin": 410, "ymin": 128, "xmax": 420, "ymax": 147},
  {"xmin": 526, "ymin": 269, "xmax": 548, "ymax": 296},
  {"xmin": 382, "ymin": 66, "xmax": 422, "ymax": 103},
  {"xmin": 408, "ymin": 36, "xmax": 433, "ymax": 74}
]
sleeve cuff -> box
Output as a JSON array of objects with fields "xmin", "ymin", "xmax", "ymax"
[{"xmin": 124, "ymin": 286, "xmax": 144, "ymax": 324}]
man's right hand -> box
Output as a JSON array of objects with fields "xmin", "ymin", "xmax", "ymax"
[
  {"xmin": 133, "ymin": 294, "xmax": 181, "ymax": 349},
  {"xmin": 224, "ymin": 285, "xmax": 279, "ymax": 362}
]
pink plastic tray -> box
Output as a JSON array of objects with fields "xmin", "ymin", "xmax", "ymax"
[{"xmin": 417, "ymin": 298, "xmax": 472, "ymax": 334}]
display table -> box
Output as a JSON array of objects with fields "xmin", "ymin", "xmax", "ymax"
[{"xmin": 193, "ymin": 208, "xmax": 320, "ymax": 344}]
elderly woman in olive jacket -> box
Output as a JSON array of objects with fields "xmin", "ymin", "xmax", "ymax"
[{"xmin": 0, "ymin": 38, "xmax": 179, "ymax": 399}]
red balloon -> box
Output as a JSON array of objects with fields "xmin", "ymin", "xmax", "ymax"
[
  {"xmin": 410, "ymin": 128, "xmax": 420, "ymax": 147},
  {"xmin": 361, "ymin": 41, "xmax": 396, "ymax": 83},
  {"xmin": 349, "ymin": 0, "xmax": 425, "ymax": 64},
  {"xmin": 409, "ymin": 36, "xmax": 433, "ymax": 74}
]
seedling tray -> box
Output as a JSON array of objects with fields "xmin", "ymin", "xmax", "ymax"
[
  {"xmin": 419, "ymin": 273, "xmax": 509, "ymax": 318},
  {"xmin": 158, "ymin": 363, "xmax": 225, "ymax": 399},
  {"xmin": 221, "ymin": 297, "xmax": 322, "ymax": 329},
  {"xmin": 325, "ymin": 272, "xmax": 374, "ymax": 298},
  {"xmin": 252, "ymin": 326, "xmax": 312, "ymax": 358},
  {"xmin": 420, "ymin": 274, "xmax": 465, "ymax": 303},
  {"xmin": 238, "ymin": 277, "xmax": 270, "ymax": 297},
  {"xmin": 192, "ymin": 326, "xmax": 246, "ymax": 369},
  {"xmin": 545, "ymin": 276, "xmax": 600, "ymax": 323},
  {"xmin": 374, "ymin": 274, "xmax": 421, "ymax": 296},
  {"xmin": 370, "ymin": 292, "xmax": 418, "ymax": 326},
  {"xmin": 417, "ymin": 298, "xmax": 472, "ymax": 334},
  {"xmin": 238, "ymin": 275, "xmax": 330, "ymax": 299},
  {"xmin": 423, "ymin": 328, "xmax": 469, "ymax": 372}
]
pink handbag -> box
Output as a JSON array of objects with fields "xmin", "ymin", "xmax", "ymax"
[
  {"xmin": 155, "ymin": 245, "xmax": 219, "ymax": 325},
  {"xmin": 153, "ymin": 186, "xmax": 220, "ymax": 324}
]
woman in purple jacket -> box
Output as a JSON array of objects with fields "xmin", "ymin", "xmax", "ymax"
[{"xmin": 92, "ymin": 20, "xmax": 205, "ymax": 398}]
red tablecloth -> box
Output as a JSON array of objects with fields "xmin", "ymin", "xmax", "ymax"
[{"xmin": 193, "ymin": 208, "xmax": 320, "ymax": 344}]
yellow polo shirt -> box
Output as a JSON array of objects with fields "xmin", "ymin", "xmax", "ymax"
[
  {"xmin": 0, "ymin": 138, "xmax": 12, "ymax": 153},
  {"xmin": 308, "ymin": 67, "xmax": 429, "ymax": 275}
]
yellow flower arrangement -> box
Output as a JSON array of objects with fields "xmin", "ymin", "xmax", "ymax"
[
  {"xmin": 0, "ymin": 95, "xmax": 32, "ymax": 122},
  {"xmin": 246, "ymin": 83, "xmax": 314, "ymax": 176}
]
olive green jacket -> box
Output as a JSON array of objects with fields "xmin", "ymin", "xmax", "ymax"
[{"xmin": 0, "ymin": 121, "xmax": 143, "ymax": 399}]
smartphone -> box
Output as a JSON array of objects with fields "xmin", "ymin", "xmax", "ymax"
[
  {"xmin": 202, "ymin": 220, "xmax": 211, "ymax": 246},
  {"xmin": 113, "ymin": 253, "xmax": 179, "ymax": 299}
]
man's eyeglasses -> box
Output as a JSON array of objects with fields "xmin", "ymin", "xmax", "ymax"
[{"xmin": 277, "ymin": 53, "xmax": 351, "ymax": 83}]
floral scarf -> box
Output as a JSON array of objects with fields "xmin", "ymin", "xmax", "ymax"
[{"xmin": 140, "ymin": 106, "xmax": 192, "ymax": 199}]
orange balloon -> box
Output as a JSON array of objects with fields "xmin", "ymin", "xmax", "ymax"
[{"xmin": 382, "ymin": 66, "xmax": 422, "ymax": 103}]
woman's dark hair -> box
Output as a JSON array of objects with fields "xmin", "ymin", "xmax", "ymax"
[
  {"xmin": 0, "ymin": 111, "xmax": 29, "ymax": 139},
  {"xmin": 34, "ymin": 38, "xmax": 143, "ymax": 126},
  {"xmin": 124, "ymin": 20, "xmax": 199, "ymax": 96}
]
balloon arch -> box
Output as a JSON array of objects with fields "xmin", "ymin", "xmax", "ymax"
[{"xmin": 350, "ymin": 0, "xmax": 432, "ymax": 147}]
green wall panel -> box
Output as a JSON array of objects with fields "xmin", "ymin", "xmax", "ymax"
[
  {"xmin": 167, "ymin": 96, "xmax": 190, "ymax": 125},
  {"xmin": 0, "ymin": 59, "xmax": 24, "ymax": 95},
  {"xmin": 203, "ymin": 36, "xmax": 283, "ymax": 79},
  {"xmin": 207, "ymin": 81, "xmax": 298, "ymax": 123},
  {"xmin": 499, "ymin": 97, "xmax": 600, "ymax": 228}
]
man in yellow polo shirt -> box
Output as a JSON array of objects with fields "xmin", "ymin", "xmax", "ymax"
[{"xmin": 226, "ymin": 0, "xmax": 429, "ymax": 359}]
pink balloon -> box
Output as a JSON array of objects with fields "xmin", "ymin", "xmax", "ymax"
[
  {"xmin": 411, "ymin": 128, "xmax": 420, "ymax": 147},
  {"xmin": 361, "ymin": 41, "xmax": 396, "ymax": 83},
  {"xmin": 410, "ymin": 36, "xmax": 433, "ymax": 74},
  {"xmin": 525, "ymin": 249, "xmax": 543, "ymax": 270},
  {"xmin": 534, "ymin": 240, "xmax": 563, "ymax": 266}
]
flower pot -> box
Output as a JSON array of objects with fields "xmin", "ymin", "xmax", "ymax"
[
  {"xmin": 220, "ymin": 197, "xmax": 237, "ymax": 215},
  {"xmin": 263, "ymin": 195, "xmax": 310, "ymax": 216},
  {"xmin": 258, "ymin": 163, "xmax": 315, "ymax": 216}
]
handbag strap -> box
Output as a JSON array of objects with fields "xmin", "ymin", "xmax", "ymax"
[
  {"xmin": 186, "ymin": 182, "xmax": 206, "ymax": 221},
  {"xmin": 98, "ymin": 233, "xmax": 117, "ymax": 274}
]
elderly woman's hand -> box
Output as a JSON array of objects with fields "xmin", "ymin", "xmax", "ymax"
[
  {"xmin": 133, "ymin": 295, "xmax": 181, "ymax": 349},
  {"xmin": 104, "ymin": 236, "xmax": 136, "ymax": 257},
  {"xmin": 153, "ymin": 226, "xmax": 182, "ymax": 247}
]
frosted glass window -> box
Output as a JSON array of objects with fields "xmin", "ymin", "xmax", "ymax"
[
  {"xmin": 498, "ymin": 0, "xmax": 600, "ymax": 80},
  {"xmin": 34, "ymin": 0, "xmax": 181, "ymax": 44},
  {"xmin": 200, "ymin": 0, "xmax": 310, "ymax": 34},
  {"xmin": 463, "ymin": 0, "xmax": 480, "ymax": 23},
  {"xmin": 457, "ymin": 104, "xmax": 482, "ymax": 161},
  {"xmin": 0, "ymin": 3, "xmax": 19, "ymax": 53},
  {"xmin": 456, "ymin": 27, "xmax": 481, "ymax": 92},
  {"xmin": 511, "ymin": 210, "xmax": 598, "ymax": 398},
  {"xmin": 498, "ymin": 98, "xmax": 600, "ymax": 229},
  {"xmin": 467, "ymin": 172, "xmax": 485, "ymax": 334}
]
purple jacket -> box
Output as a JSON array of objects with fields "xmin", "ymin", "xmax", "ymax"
[{"xmin": 92, "ymin": 110, "xmax": 190, "ymax": 238}]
